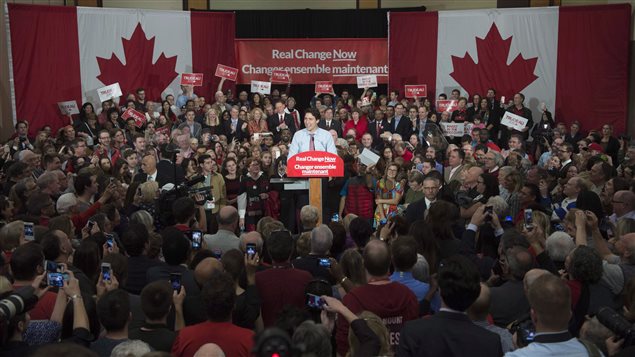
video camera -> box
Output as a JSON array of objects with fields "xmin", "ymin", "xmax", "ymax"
[
  {"xmin": 157, "ymin": 175, "xmax": 207, "ymax": 226},
  {"xmin": 597, "ymin": 307, "xmax": 635, "ymax": 348}
]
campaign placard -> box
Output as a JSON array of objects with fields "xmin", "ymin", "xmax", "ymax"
[
  {"xmin": 436, "ymin": 99, "xmax": 459, "ymax": 113},
  {"xmin": 440, "ymin": 122, "xmax": 465, "ymax": 137},
  {"xmin": 250, "ymin": 80, "xmax": 272, "ymax": 95},
  {"xmin": 57, "ymin": 100, "xmax": 79, "ymax": 115},
  {"xmin": 501, "ymin": 111, "xmax": 529, "ymax": 131},
  {"xmin": 180, "ymin": 73, "xmax": 204, "ymax": 86},
  {"xmin": 356, "ymin": 75, "xmax": 378, "ymax": 89},
  {"xmin": 271, "ymin": 70, "xmax": 290, "ymax": 83},
  {"xmin": 315, "ymin": 81, "xmax": 333, "ymax": 94},
  {"xmin": 214, "ymin": 64, "xmax": 239, "ymax": 81},
  {"xmin": 122, "ymin": 108, "xmax": 146, "ymax": 128},
  {"xmin": 97, "ymin": 83, "xmax": 122, "ymax": 103},
  {"xmin": 405, "ymin": 85, "xmax": 428, "ymax": 98}
]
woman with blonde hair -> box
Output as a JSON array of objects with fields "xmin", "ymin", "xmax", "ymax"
[
  {"xmin": 248, "ymin": 107, "xmax": 268, "ymax": 135},
  {"xmin": 203, "ymin": 107, "xmax": 223, "ymax": 136}
]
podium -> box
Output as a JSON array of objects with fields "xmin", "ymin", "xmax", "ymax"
[{"xmin": 286, "ymin": 151, "xmax": 344, "ymax": 224}]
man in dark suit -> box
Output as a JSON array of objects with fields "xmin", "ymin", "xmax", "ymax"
[
  {"xmin": 268, "ymin": 101, "xmax": 296, "ymax": 142},
  {"xmin": 134, "ymin": 151, "xmax": 181, "ymax": 188},
  {"xmin": 391, "ymin": 103, "xmax": 412, "ymax": 139},
  {"xmin": 222, "ymin": 106, "xmax": 248, "ymax": 143},
  {"xmin": 368, "ymin": 109, "xmax": 388, "ymax": 149},
  {"xmin": 318, "ymin": 108, "xmax": 342, "ymax": 138},
  {"xmin": 558, "ymin": 142, "xmax": 575, "ymax": 179},
  {"xmin": 405, "ymin": 175, "xmax": 440, "ymax": 225},
  {"xmin": 398, "ymin": 255, "xmax": 502, "ymax": 357}
]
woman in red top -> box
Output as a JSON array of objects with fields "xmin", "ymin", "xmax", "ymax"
[
  {"xmin": 344, "ymin": 108, "xmax": 368, "ymax": 141},
  {"xmin": 451, "ymin": 97, "xmax": 469, "ymax": 123}
]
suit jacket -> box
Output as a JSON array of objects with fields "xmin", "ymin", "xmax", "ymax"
[
  {"xmin": 405, "ymin": 197, "xmax": 428, "ymax": 225},
  {"xmin": 391, "ymin": 115, "xmax": 413, "ymax": 139},
  {"xmin": 133, "ymin": 160, "xmax": 184, "ymax": 188},
  {"xmin": 444, "ymin": 165, "xmax": 465, "ymax": 184},
  {"xmin": 368, "ymin": 119, "xmax": 389, "ymax": 142},
  {"xmin": 397, "ymin": 311, "xmax": 503, "ymax": 357},
  {"xmin": 489, "ymin": 280, "xmax": 529, "ymax": 327},
  {"xmin": 318, "ymin": 119, "xmax": 343, "ymax": 138},
  {"xmin": 177, "ymin": 121, "xmax": 202, "ymax": 139},
  {"xmin": 267, "ymin": 113, "xmax": 297, "ymax": 141},
  {"xmin": 222, "ymin": 119, "xmax": 248, "ymax": 142}
]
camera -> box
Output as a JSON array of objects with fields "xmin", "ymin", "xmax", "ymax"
[
  {"xmin": 0, "ymin": 286, "xmax": 39, "ymax": 321},
  {"xmin": 597, "ymin": 307, "xmax": 635, "ymax": 348},
  {"xmin": 510, "ymin": 318, "xmax": 536, "ymax": 347}
]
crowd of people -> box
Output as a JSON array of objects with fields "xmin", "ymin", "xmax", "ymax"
[{"xmin": 1, "ymin": 80, "xmax": 635, "ymax": 357}]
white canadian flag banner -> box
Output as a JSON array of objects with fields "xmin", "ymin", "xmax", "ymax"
[
  {"xmin": 389, "ymin": 5, "xmax": 630, "ymax": 134},
  {"xmin": 6, "ymin": 3, "xmax": 234, "ymax": 134}
]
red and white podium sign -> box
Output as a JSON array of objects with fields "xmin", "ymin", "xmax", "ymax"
[
  {"xmin": 436, "ymin": 99, "xmax": 458, "ymax": 112},
  {"xmin": 215, "ymin": 64, "xmax": 239, "ymax": 81},
  {"xmin": 405, "ymin": 85, "xmax": 427, "ymax": 98},
  {"xmin": 287, "ymin": 151, "xmax": 344, "ymax": 178},
  {"xmin": 180, "ymin": 73, "xmax": 204, "ymax": 86}
]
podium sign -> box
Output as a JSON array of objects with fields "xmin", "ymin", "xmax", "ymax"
[{"xmin": 287, "ymin": 151, "xmax": 344, "ymax": 178}]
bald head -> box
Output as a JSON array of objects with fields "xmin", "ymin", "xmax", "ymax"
[
  {"xmin": 613, "ymin": 190, "xmax": 635, "ymax": 217},
  {"xmin": 468, "ymin": 283, "xmax": 491, "ymax": 321},
  {"xmin": 194, "ymin": 343, "xmax": 225, "ymax": 357},
  {"xmin": 217, "ymin": 206, "xmax": 238, "ymax": 229},
  {"xmin": 363, "ymin": 239, "xmax": 391, "ymax": 278},
  {"xmin": 619, "ymin": 233, "xmax": 635, "ymax": 265},
  {"xmin": 194, "ymin": 257, "xmax": 224, "ymax": 287},
  {"xmin": 523, "ymin": 268, "xmax": 550, "ymax": 293}
]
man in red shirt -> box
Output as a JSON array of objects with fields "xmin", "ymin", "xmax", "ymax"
[
  {"xmin": 335, "ymin": 239, "xmax": 419, "ymax": 355},
  {"xmin": 255, "ymin": 229, "xmax": 313, "ymax": 327},
  {"xmin": 171, "ymin": 271, "xmax": 253, "ymax": 357}
]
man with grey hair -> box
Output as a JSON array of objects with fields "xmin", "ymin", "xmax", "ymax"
[
  {"xmin": 545, "ymin": 232, "xmax": 576, "ymax": 271},
  {"xmin": 204, "ymin": 206, "xmax": 239, "ymax": 255},
  {"xmin": 110, "ymin": 340, "xmax": 151, "ymax": 357},
  {"xmin": 299, "ymin": 205, "xmax": 320, "ymax": 233},
  {"xmin": 485, "ymin": 149, "xmax": 503, "ymax": 178},
  {"xmin": 489, "ymin": 246, "xmax": 534, "ymax": 327},
  {"xmin": 292, "ymin": 320, "xmax": 332, "ymax": 357},
  {"xmin": 293, "ymin": 224, "xmax": 335, "ymax": 284},
  {"xmin": 37, "ymin": 171, "xmax": 61, "ymax": 198}
]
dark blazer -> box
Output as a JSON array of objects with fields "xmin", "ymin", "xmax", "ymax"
[
  {"xmin": 133, "ymin": 160, "xmax": 183, "ymax": 188},
  {"xmin": 368, "ymin": 119, "xmax": 389, "ymax": 142},
  {"xmin": 391, "ymin": 115, "xmax": 413, "ymax": 139},
  {"xmin": 405, "ymin": 197, "xmax": 428, "ymax": 225},
  {"xmin": 222, "ymin": 119, "xmax": 248, "ymax": 142},
  {"xmin": 318, "ymin": 119, "xmax": 342, "ymax": 138},
  {"xmin": 397, "ymin": 311, "xmax": 503, "ymax": 357},
  {"xmin": 489, "ymin": 280, "xmax": 529, "ymax": 327},
  {"xmin": 268, "ymin": 113, "xmax": 297, "ymax": 141}
]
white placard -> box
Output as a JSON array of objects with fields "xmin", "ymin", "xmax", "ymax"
[
  {"xmin": 97, "ymin": 83, "xmax": 122, "ymax": 103},
  {"xmin": 501, "ymin": 111, "xmax": 529, "ymax": 131},
  {"xmin": 250, "ymin": 80, "xmax": 272, "ymax": 95},
  {"xmin": 440, "ymin": 122, "xmax": 465, "ymax": 137},
  {"xmin": 57, "ymin": 100, "xmax": 79, "ymax": 115},
  {"xmin": 356, "ymin": 75, "xmax": 378, "ymax": 89},
  {"xmin": 359, "ymin": 148, "xmax": 380, "ymax": 167}
]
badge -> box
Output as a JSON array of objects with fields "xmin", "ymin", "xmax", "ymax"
[{"xmin": 253, "ymin": 185, "xmax": 257, "ymax": 190}]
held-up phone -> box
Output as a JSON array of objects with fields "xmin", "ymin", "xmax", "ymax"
[
  {"xmin": 24, "ymin": 222, "xmax": 34, "ymax": 241},
  {"xmin": 246, "ymin": 243, "xmax": 256, "ymax": 257},
  {"xmin": 105, "ymin": 233, "xmax": 114, "ymax": 250},
  {"xmin": 190, "ymin": 230, "xmax": 202, "ymax": 250},
  {"xmin": 318, "ymin": 258, "xmax": 331, "ymax": 268},
  {"xmin": 306, "ymin": 293, "xmax": 325, "ymax": 309},
  {"xmin": 101, "ymin": 263, "xmax": 112, "ymax": 282},
  {"xmin": 170, "ymin": 273, "xmax": 182, "ymax": 292},
  {"xmin": 47, "ymin": 272, "xmax": 70, "ymax": 287},
  {"xmin": 484, "ymin": 205, "xmax": 493, "ymax": 222},
  {"xmin": 87, "ymin": 220, "xmax": 96, "ymax": 231},
  {"xmin": 45, "ymin": 260, "xmax": 60, "ymax": 272},
  {"xmin": 524, "ymin": 209, "xmax": 534, "ymax": 231},
  {"xmin": 331, "ymin": 213, "xmax": 340, "ymax": 222}
]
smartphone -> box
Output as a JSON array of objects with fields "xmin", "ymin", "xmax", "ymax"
[
  {"xmin": 306, "ymin": 293, "xmax": 325, "ymax": 309},
  {"xmin": 484, "ymin": 206, "xmax": 493, "ymax": 222},
  {"xmin": 246, "ymin": 243, "xmax": 256, "ymax": 257},
  {"xmin": 87, "ymin": 220, "xmax": 95, "ymax": 231},
  {"xmin": 212, "ymin": 249, "xmax": 222, "ymax": 259},
  {"xmin": 190, "ymin": 230, "xmax": 202, "ymax": 250},
  {"xmin": 253, "ymin": 133, "xmax": 260, "ymax": 141},
  {"xmin": 24, "ymin": 222, "xmax": 34, "ymax": 241},
  {"xmin": 318, "ymin": 258, "xmax": 331, "ymax": 268},
  {"xmin": 331, "ymin": 213, "xmax": 340, "ymax": 222},
  {"xmin": 47, "ymin": 272, "xmax": 69, "ymax": 287},
  {"xmin": 45, "ymin": 260, "xmax": 59, "ymax": 272},
  {"xmin": 524, "ymin": 209, "xmax": 534, "ymax": 230},
  {"xmin": 101, "ymin": 263, "xmax": 112, "ymax": 282},
  {"xmin": 105, "ymin": 233, "xmax": 114, "ymax": 250},
  {"xmin": 109, "ymin": 177, "xmax": 115, "ymax": 185},
  {"xmin": 137, "ymin": 187, "xmax": 143, "ymax": 197},
  {"xmin": 170, "ymin": 273, "xmax": 182, "ymax": 292}
]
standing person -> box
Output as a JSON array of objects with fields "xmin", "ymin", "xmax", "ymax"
[
  {"xmin": 196, "ymin": 154, "xmax": 226, "ymax": 234},
  {"xmin": 268, "ymin": 101, "xmax": 296, "ymax": 142},
  {"xmin": 237, "ymin": 158, "xmax": 270, "ymax": 232},
  {"xmin": 501, "ymin": 93, "xmax": 533, "ymax": 145},
  {"xmin": 287, "ymin": 109, "xmax": 337, "ymax": 159},
  {"xmin": 374, "ymin": 163, "xmax": 404, "ymax": 227}
]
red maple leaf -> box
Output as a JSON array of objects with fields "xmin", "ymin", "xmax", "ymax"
[
  {"xmin": 97, "ymin": 23, "xmax": 178, "ymax": 102},
  {"xmin": 450, "ymin": 23, "xmax": 538, "ymax": 99}
]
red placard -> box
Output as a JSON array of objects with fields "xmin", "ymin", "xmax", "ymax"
[
  {"xmin": 287, "ymin": 151, "xmax": 344, "ymax": 178},
  {"xmin": 436, "ymin": 99, "xmax": 459, "ymax": 113},
  {"xmin": 122, "ymin": 108, "xmax": 146, "ymax": 128},
  {"xmin": 214, "ymin": 64, "xmax": 239, "ymax": 81},
  {"xmin": 315, "ymin": 81, "xmax": 333, "ymax": 94},
  {"xmin": 271, "ymin": 70, "xmax": 290, "ymax": 83},
  {"xmin": 236, "ymin": 38, "xmax": 388, "ymax": 84},
  {"xmin": 180, "ymin": 73, "xmax": 204, "ymax": 86},
  {"xmin": 405, "ymin": 85, "xmax": 427, "ymax": 98}
]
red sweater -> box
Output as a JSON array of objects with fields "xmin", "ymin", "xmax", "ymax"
[
  {"xmin": 336, "ymin": 282, "xmax": 419, "ymax": 356},
  {"xmin": 255, "ymin": 266, "xmax": 313, "ymax": 327},
  {"xmin": 171, "ymin": 321, "xmax": 253, "ymax": 357}
]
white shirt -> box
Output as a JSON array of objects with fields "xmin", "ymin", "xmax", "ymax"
[
  {"xmin": 288, "ymin": 127, "xmax": 337, "ymax": 159},
  {"xmin": 147, "ymin": 170, "xmax": 157, "ymax": 182}
]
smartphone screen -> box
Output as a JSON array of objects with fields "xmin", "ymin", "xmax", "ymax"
[
  {"xmin": 191, "ymin": 230, "xmax": 202, "ymax": 250},
  {"xmin": 170, "ymin": 273, "xmax": 182, "ymax": 292},
  {"xmin": 246, "ymin": 243, "xmax": 256, "ymax": 257},
  {"xmin": 101, "ymin": 263, "xmax": 112, "ymax": 281},
  {"xmin": 306, "ymin": 293, "xmax": 325, "ymax": 309},
  {"xmin": 47, "ymin": 272, "xmax": 68, "ymax": 287},
  {"xmin": 318, "ymin": 258, "xmax": 331, "ymax": 267},
  {"xmin": 45, "ymin": 260, "xmax": 59, "ymax": 272},
  {"xmin": 524, "ymin": 209, "xmax": 534, "ymax": 230},
  {"xmin": 24, "ymin": 222, "xmax": 34, "ymax": 241}
]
